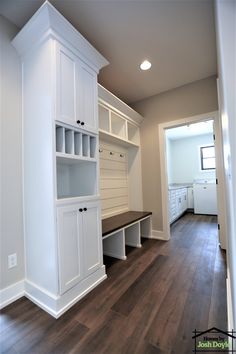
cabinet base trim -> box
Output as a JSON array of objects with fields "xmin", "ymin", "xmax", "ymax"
[
  {"xmin": 0, "ymin": 280, "xmax": 25, "ymax": 309},
  {"xmin": 25, "ymin": 266, "xmax": 107, "ymax": 318}
]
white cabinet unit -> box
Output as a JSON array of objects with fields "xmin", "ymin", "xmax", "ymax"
[
  {"xmin": 12, "ymin": 2, "xmax": 108, "ymax": 318},
  {"xmin": 169, "ymin": 187, "xmax": 188, "ymax": 224}
]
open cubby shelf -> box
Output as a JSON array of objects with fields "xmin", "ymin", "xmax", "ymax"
[
  {"xmin": 55, "ymin": 123, "xmax": 98, "ymax": 200},
  {"xmin": 56, "ymin": 124, "xmax": 97, "ymax": 159},
  {"xmin": 56, "ymin": 158, "xmax": 97, "ymax": 199},
  {"xmin": 98, "ymin": 103, "xmax": 140, "ymax": 147}
]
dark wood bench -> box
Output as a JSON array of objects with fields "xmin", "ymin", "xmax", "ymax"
[{"xmin": 102, "ymin": 211, "xmax": 152, "ymax": 260}]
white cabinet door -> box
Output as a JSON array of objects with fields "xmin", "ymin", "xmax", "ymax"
[
  {"xmin": 82, "ymin": 200, "xmax": 102, "ymax": 277},
  {"xmin": 57, "ymin": 200, "xmax": 102, "ymax": 293},
  {"xmin": 78, "ymin": 61, "xmax": 98, "ymax": 133},
  {"xmin": 56, "ymin": 43, "xmax": 78, "ymax": 127},
  {"xmin": 57, "ymin": 205, "xmax": 82, "ymax": 294},
  {"xmin": 56, "ymin": 44, "xmax": 98, "ymax": 133}
]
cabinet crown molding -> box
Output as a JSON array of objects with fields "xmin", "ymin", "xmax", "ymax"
[{"xmin": 12, "ymin": 0, "xmax": 109, "ymax": 71}]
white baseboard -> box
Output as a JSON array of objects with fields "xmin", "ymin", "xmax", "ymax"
[
  {"xmin": 0, "ymin": 280, "xmax": 25, "ymax": 309},
  {"xmin": 0, "ymin": 267, "xmax": 107, "ymax": 318},
  {"xmin": 151, "ymin": 229, "xmax": 169, "ymax": 241},
  {"xmin": 103, "ymin": 251, "xmax": 127, "ymax": 260}
]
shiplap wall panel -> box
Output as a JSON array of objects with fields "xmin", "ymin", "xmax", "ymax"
[
  {"xmin": 100, "ymin": 178, "xmax": 127, "ymax": 189},
  {"xmin": 101, "ymin": 188, "xmax": 128, "ymax": 199},
  {"xmin": 99, "ymin": 141, "xmax": 129, "ymax": 218},
  {"xmin": 100, "ymin": 159, "xmax": 126, "ymax": 171},
  {"xmin": 100, "ymin": 169, "xmax": 127, "ymax": 179}
]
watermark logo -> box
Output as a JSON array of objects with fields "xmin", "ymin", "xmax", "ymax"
[{"xmin": 192, "ymin": 327, "xmax": 236, "ymax": 353}]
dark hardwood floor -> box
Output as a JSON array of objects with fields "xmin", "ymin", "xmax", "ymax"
[{"xmin": 0, "ymin": 213, "xmax": 227, "ymax": 354}]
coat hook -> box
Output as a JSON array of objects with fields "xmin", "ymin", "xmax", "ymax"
[
  {"xmin": 99, "ymin": 149, "xmax": 103, "ymax": 153},
  {"xmin": 110, "ymin": 151, "xmax": 114, "ymax": 155},
  {"xmin": 120, "ymin": 154, "xmax": 124, "ymax": 158}
]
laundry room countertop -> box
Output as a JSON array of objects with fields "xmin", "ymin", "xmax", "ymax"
[{"xmin": 168, "ymin": 184, "xmax": 193, "ymax": 190}]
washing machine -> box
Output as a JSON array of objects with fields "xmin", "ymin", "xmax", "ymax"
[{"xmin": 193, "ymin": 180, "xmax": 217, "ymax": 215}]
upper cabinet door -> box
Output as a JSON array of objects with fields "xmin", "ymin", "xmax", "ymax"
[
  {"xmin": 56, "ymin": 43, "xmax": 98, "ymax": 133},
  {"xmin": 57, "ymin": 205, "xmax": 82, "ymax": 294},
  {"xmin": 82, "ymin": 200, "xmax": 102, "ymax": 277},
  {"xmin": 77, "ymin": 60, "xmax": 98, "ymax": 133},
  {"xmin": 56, "ymin": 43, "xmax": 78, "ymax": 127}
]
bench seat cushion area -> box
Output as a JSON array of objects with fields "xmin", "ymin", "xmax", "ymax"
[{"xmin": 102, "ymin": 211, "xmax": 152, "ymax": 260}]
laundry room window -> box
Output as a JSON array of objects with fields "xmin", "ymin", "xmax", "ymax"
[{"xmin": 200, "ymin": 145, "xmax": 216, "ymax": 170}]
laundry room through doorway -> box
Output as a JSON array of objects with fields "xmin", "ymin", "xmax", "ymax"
[{"xmin": 164, "ymin": 118, "xmax": 224, "ymax": 247}]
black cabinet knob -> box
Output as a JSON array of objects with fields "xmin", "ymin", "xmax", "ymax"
[
  {"xmin": 79, "ymin": 208, "xmax": 83, "ymax": 212},
  {"xmin": 81, "ymin": 122, "xmax": 85, "ymax": 126},
  {"xmin": 77, "ymin": 120, "xmax": 81, "ymax": 124},
  {"xmin": 83, "ymin": 208, "xmax": 87, "ymax": 212}
]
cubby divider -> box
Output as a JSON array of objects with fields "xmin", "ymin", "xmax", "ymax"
[
  {"xmin": 55, "ymin": 123, "xmax": 97, "ymax": 160},
  {"xmin": 65, "ymin": 129, "xmax": 74, "ymax": 154},
  {"xmin": 140, "ymin": 217, "xmax": 152, "ymax": 238},
  {"xmin": 110, "ymin": 112, "xmax": 126, "ymax": 139},
  {"xmin": 125, "ymin": 222, "xmax": 141, "ymax": 248},
  {"xmin": 82, "ymin": 134, "xmax": 90, "ymax": 157},
  {"xmin": 74, "ymin": 132, "xmax": 82, "ymax": 156},
  {"xmin": 99, "ymin": 104, "xmax": 110, "ymax": 132},
  {"xmin": 90, "ymin": 137, "xmax": 96, "ymax": 158},
  {"xmin": 56, "ymin": 126, "xmax": 65, "ymax": 153},
  {"xmin": 127, "ymin": 122, "xmax": 139, "ymax": 145}
]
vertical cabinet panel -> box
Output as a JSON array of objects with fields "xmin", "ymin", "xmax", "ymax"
[
  {"xmin": 57, "ymin": 205, "xmax": 82, "ymax": 294},
  {"xmin": 78, "ymin": 62, "xmax": 98, "ymax": 133},
  {"xmin": 56, "ymin": 44, "xmax": 77, "ymax": 126},
  {"xmin": 82, "ymin": 202, "xmax": 101, "ymax": 277}
]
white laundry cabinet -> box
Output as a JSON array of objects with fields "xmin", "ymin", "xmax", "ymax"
[{"xmin": 168, "ymin": 187, "xmax": 188, "ymax": 223}]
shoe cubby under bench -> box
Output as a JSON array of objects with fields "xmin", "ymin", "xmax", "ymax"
[{"xmin": 102, "ymin": 211, "xmax": 152, "ymax": 260}]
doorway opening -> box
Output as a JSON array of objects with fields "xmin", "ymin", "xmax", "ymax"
[{"xmin": 159, "ymin": 111, "xmax": 227, "ymax": 250}]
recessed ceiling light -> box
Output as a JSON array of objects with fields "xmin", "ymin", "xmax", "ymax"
[{"xmin": 140, "ymin": 60, "xmax": 151, "ymax": 71}]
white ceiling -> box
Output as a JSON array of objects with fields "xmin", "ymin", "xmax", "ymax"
[
  {"xmin": 0, "ymin": 0, "xmax": 217, "ymax": 104},
  {"xmin": 165, "ymin": 120, "xmax": 214, "ymax": 140}
]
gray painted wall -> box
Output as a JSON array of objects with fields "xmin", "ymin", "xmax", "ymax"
[
  {"xmin": 0, "ymin": 15, "xmax": 24, "ymax": 289},
  {"xmin": 167, "ymin": 133, "xmax": 215, "ymax": 184},
  {"xmin": 132, "ymin": 76, "xmax": 218, "ymax": 231}
]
